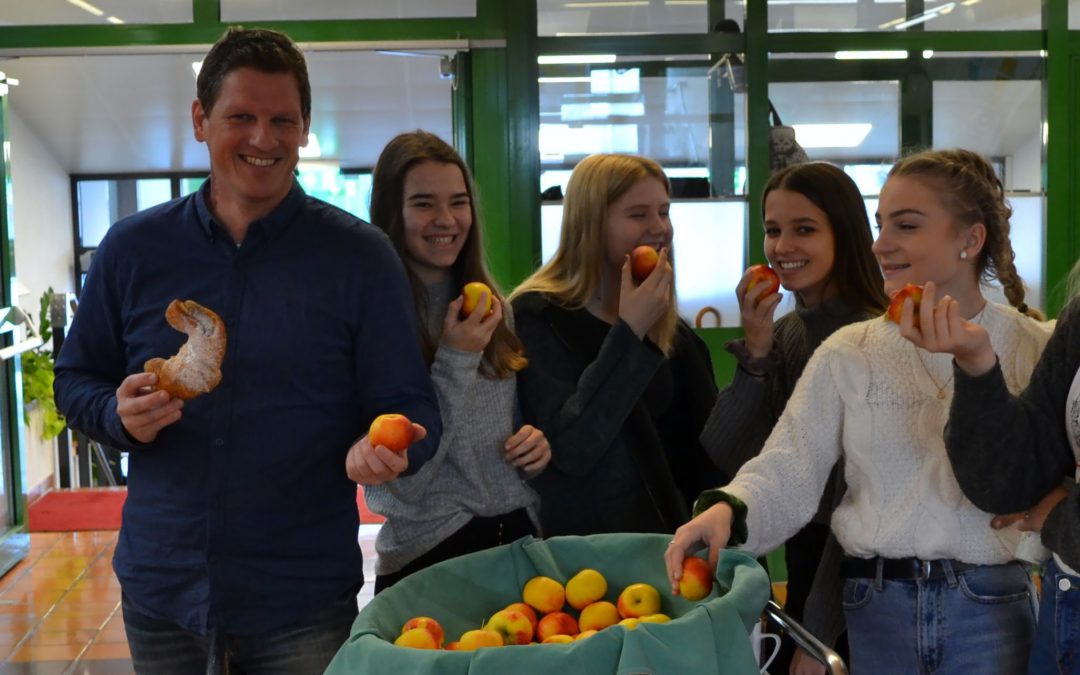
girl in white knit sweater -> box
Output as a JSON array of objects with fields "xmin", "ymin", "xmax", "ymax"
[{"xmin": 666, "ymin": 149, "xmax": 1052, "ymax": 674}]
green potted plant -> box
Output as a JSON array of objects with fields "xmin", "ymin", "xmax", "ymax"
[{"xmin": 21, "ymin": 288, "xmax": 65, "ymax": 440}]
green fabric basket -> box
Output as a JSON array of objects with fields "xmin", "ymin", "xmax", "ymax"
[{"xmin": 325, "ymin": 533, "xmax": 770, "ymax": 675}]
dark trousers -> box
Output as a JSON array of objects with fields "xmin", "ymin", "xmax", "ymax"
[
  {"xmin": 769, "ymin": 521, "xmax": 849, "ymax": 672},
  {"xmin": 375, "ymin": 507, "xmax": 537, "ymax": 593}
]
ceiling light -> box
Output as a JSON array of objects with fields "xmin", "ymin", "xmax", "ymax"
[
  {"xmin": 834, "ymin": 50, "xmax": 908, "ymax": 60},
  {"xmin": 67, "ymin": 0, "xmax": 104, "ymax": 17},
  {"xmin": 922, "ymin": 50, "xmax": 934, "ymax": 59},
  {"xmin": 791, "ymin": 123, "xmax": 872, "ymax": 148},
  {"xmin": 106, "ymin": 16, "xmax": 125, "ymax": 24},
  {"xmin": 889, "ymin": 2, "xmax": 956, "ymax": 30},
  {"xmin": 564, "ymin": 1, "xmax": 648, "ymax": 7},
  {"xmin": 300, "ymin": 133, "xmax": 322, "ymax": 159},
  {"xmin": 538, "ymin": 54, "xmax": 618, "ymax": 65}
]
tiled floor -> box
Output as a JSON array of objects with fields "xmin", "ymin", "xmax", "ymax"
[{"xmin": 0, "ymin": 524, "xmax": 383, "ymax": 674}]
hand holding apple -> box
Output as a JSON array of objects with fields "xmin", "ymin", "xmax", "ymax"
[
  {"xmin": 369, "ymin": 413, "xmax": 415, "ymax": 453},
  {"xmin": 886, "ymin": 283, "xmax": 924, "ymax": 328},
  {"xmin": 345, "ymin": 421, "xmax": 427, "ymax": 485},
  {"xmin": 619, "ymin": 247, "xmax": 673, "ymax": 340},
  {"xmin": 461, "ymin": 281, "xmax": 496, "ymax": 318},
  {"xmin": 665, "ymin": 501, "xmax": 733, "ymax": 595},
  {"xmin": 441, "ymin": 289, "xmax": 502, "ymax": 353},
  {"xmin": 893, "ymin": 281, "xmax": 998, "ymax": 377},
  {"xmin": 736, "ymin": 265, "xmax": 784, "ymax": 360},
  {"xmin": 745, "ymin": 264, "xmax": 780, "ymax": 298}
]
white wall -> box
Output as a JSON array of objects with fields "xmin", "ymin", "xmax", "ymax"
[{"xmin": 8, "ymin": 108, "xmax": 75, "ymax": 495}]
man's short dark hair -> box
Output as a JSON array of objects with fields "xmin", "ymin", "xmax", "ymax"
[{"xmin": 197, "ymin": 27, "xmax": 311, "ymax": 122}]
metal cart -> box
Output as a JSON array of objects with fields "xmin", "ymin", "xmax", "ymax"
[{"xmin": 762, "ymin": 600, "xmax": 848, "ymax": 675}]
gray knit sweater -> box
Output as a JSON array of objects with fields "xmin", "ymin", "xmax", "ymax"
[{"xmin": 364, "ymin": 280, "xmax": 540, "ymax": 575}]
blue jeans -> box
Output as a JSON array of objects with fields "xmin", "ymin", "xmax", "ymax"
[
  {"xmin": 842, "ymin": 561, "xmax": 1036, "ymax": 674},
  {"xmin": 1029, "ymin": 558, "xmax": 1080, "ymax": 674},
  {"xmin": 122, "ymin": 589, "xmax": 358, "ymax": 675}
]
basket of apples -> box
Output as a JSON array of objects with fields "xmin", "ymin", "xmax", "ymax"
[{"xmin": 324, "ymin": 533, "xmax": 770, "ymax": 674}]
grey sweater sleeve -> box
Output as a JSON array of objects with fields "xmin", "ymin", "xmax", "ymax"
[
  {"xmin": 699, "ymin": 356, "xmax": 777, "ymax": 479},
  {"xmin": 947, "ymin": 298, "xmax": 1080, "ymax": 568}
]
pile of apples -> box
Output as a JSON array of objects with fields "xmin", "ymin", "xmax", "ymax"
[{"xmin": 392, "ymin": 557, "xmax": 713, "ymax": 650}]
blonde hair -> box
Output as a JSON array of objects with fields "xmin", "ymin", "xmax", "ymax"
[
  {"xmin": 511, "ymin": 154, "xmax": 679, "ymax": 355},
  {"xmin": 888, "ymin": 148, "xmax": 1042, "ymax": 319}
]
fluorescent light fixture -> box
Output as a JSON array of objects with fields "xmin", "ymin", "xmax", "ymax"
[
  {"xmin": 835, "ymin": 50, "xmax": 907, "ymax": 60},
  {"xmin": 890, "ymin": 2, "xmax": 956, "ymax": 30},
  {"xmin": 538, "ymin": 54, "xmax": 617, "ymax": 65},
  {"xmin": 791, "ymin": 123, "xmax": 872, "ymax": 148},
  {"xmin": 961, "ymin": 0, "xmax": 981, "ymax": 5},
  {"xmin": 1043, "ymin": 121, "xmax": 1048, "ymax": 145},
  {"xmin": 564, "ymin": 1, "xmax": 647, "ymax": 7},
  {"xmin": 106, "ymin": 15, "xmax": 124, "ymax": 24},
  {"xmin": 538, "ymin": 76, "xmax": 593, "ymax": 84},
  {"xmin": 922, "ymin": 50, "xmax": 934, "ymax": 59},
  {"xmin": 67, "ymin": 0, "xmax": 104, "ymax": 17},
  {"xmin": 299, "ymin": 132, "xmax": 322, "ymax": 159},
  {"xmin": 6, "ymin": 78, "xmax": 18, "ymax": 86},
  {"xmin": 191, "ymin": 61, "xmax": 202, "ymax": 77}
]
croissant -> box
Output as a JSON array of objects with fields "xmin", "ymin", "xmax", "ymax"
[{"xmin": 143, "ymin": 299, "xmax": 226, "ymax": 400}]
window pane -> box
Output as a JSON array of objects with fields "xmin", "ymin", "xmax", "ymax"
[
  {"xmin": 769, "ymin": 81, "xmax": 900, "ymax": 194},
  {"xmin": 77, "ymin": 181, "xmax": 114, "ymax": 248},
  {"xmin": 932, "ymin": 79, "xmax": 1042, "ymax": 192},
  {"xmin": 136, "ymin": 179, "xmax": 173, "ymax": 211},
  {"xmin": 297, "ymin": 163, "xmax": 373, "ymax": 222},
  {"xmin": 0, "ymin": 1, "xmax": 190, "ymax": 25},
  {"xmin": 180, "ymin": 177, "xmax": 206, "ymax": 198},
  {"xmin": 222, "ymin": 0, "xmax": 475, "ymax": 21},
  {"xmin": 538, "ymin": 0, "xmax": 743, "ymax": 36},
  {"xmin": 542, "ymin": 200, "xmax": 747, "ymax": 326},
  {"xmin": 767, "ymin": 0, "xmax": 1040, "ymax": 32}
]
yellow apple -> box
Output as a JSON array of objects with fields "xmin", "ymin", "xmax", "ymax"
[
  {"xmin": 458, "ymin": 628, "xmax": 504, "ymax": 650},
  {"xmin": 639, "ymin": 613, "xmax": 671, "ymax": 624},
  {"xmin": 394, "ymin": 627, "xmax": 439, "ymax": 649},
  {"xmin": 461, "ymin": 281, "xmax": 495, "ymax": 318},
  {"xmin": 565, "ymin": 568, "xmax": 607, "ymax": 611},
  {"xmin": 575, "ymin": 629, "xmax": 598, "ymax": 640},
  {"xmin": 400, "ymin": 616, "xmax": 444, "ymax": 648},
  {"xmin": 485, "ymin": 608, "xmax": 534, "ymax": 645},
  {"xmin": 619, "ymin": 617, "xmax": 641, "ymax": 630},
  {"xmin": 542, "ymin": 634, "xmax": 574, "ymax": 644},
  {"xmin": 578, "ymin": 600, "xmax": 620, "ymax": 632},
  {"xmin": 678, "ymin": 556, "xmax": 714, "ymax": 601},
  {"xmin": 504, "ymin": 601, "xmax": 538, "ymax": 632},
  {"xmin": 522, "ymin": 575, "xmax": 566, "ymax": 614},
  {"xmin": 617, "ymin": 583, "xmax": 661, "ymax": 619},
  {"xmin": 536, "ymin": 611, "xmax": 578, "ymax": 642}
]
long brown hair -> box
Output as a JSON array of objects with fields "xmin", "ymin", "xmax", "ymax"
[
  {"xmin": 510, "ymin": 153, "xmax": 679, "ymax": 356},
  {"xmin": 888, "ymin": 148, "xmax": 1040, "ymax": 318},
  {"xmin": 370, "ymin": 130, "xmax": 527, "ymax": 377},
  {"xmin": 763, "ymin": 162, "xmax": 889, "ymax": 315}
]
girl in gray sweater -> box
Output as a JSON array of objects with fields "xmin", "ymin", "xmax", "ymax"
[{"xmin": 364, "ymin": 131, "xmax": 551, "ymax": 592}]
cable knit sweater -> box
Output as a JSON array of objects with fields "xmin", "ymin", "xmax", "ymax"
[
  {"xmin": 720, "ymin": 301, "xmax": 1052, "ymax": 563},
  {"xmin": 365, "ymin": 281, "xmax": 539, "ymax": 575}
]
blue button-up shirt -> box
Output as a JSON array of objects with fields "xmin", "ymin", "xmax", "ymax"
[{"xmin": 54, "ymin": 181, "xmax": 440, "ymax": 634}]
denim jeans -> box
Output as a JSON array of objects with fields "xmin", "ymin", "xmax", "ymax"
[
  {"xmin": 842, "ymin": 560, "xmax": 1036, "ymax": 675},
  {"xmin": 122, "ymin": 588, "xmax": 358, "ymax": 675},
  {"xmin": 1029, "ymin": 558, "xmax": 1080, "ymax": 674}
]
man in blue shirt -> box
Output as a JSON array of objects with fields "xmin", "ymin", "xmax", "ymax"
[{"xmin": 53, "ymin": 27, "xmax": 441, "ymax": 673}]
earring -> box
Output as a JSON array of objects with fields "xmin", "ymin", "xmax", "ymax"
[{"xmin": 959, "ymin": 251, "xmax": 969, "ymax": 260}]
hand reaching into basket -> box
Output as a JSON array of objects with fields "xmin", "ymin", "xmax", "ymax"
[{"xmin": 664, "ymin": 502, "xmax": 734, "ymax": 595}]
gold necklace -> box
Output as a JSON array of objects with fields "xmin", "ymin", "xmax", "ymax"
[{"xmin": 912, "ymin": 301, "xmax": 988, "ymax": 400}]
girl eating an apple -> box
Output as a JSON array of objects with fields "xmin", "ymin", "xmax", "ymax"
[
  {"xmin": 700, "ymin": 162, "xmax": 889, "ymax": 674},
  {"xmin": 667, "ymin": 148, "xmax": 1052, "ymax": 674},
  {"xmin": 363, "ymin": 130, "xmax": 551, "ymax": 592},
  {"xmin": 509, "ymin": 153, "xmax": 722, "ymax": 537},
  {"xmin": 906, "ymin": 248, "xmax": 1080, "ymax": 672}
]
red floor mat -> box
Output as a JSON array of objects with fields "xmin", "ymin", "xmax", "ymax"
[{"xmin": 27, "ymin": 488, "xmax": 126, "ymax": 531}]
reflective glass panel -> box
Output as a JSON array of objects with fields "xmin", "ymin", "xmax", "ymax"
[
  {"xmin": 766, "ymin": 0, "xmax": 1040, "ymax": 32},
  {"xmin": 538, "ymin": 0, "xmax": 743, "ymax": 36},
  {"xmin": 222, "ymin": 0, "xmax": 475, "ymax": 21},
  {"xmin": 136, "ymin": 178, "xmax": 172, "ymax": 211},
  {"xmin": 0, "ymin": 1, "xmax": 189, "ymax": 25}
]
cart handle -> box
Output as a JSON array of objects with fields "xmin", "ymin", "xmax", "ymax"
[{"xmin": 762, "ymin": 600, "xmax": 848, "ymax": 675}]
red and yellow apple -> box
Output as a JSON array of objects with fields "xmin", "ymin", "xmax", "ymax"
[
  {"xmin": 484, "ymin": 608, "xmax": 534, "ymax": 645},
  {"xmin": 445, "ymin": 641, "xmax": 460, "ymax": 650},
  {"xmin": 619, "ymin": 617, "xmax": 641, "ymax": 630},
  {"xmin": 886, "ymin": 283, "xmax": 924, "ymax": 328},
  {"xmin": 630, "ymin": 245, "xmax": 660, "ymax": 283},
  {"xmin": 504, "ymin": 602, "xmax": 538, "ymax": 632},
  {"xmin": 678, "ymin": 556, "xmax": 714, "ymax": 601},
  {"xmin": 565, "ymin": 568, "xmax": 607, "ymax": 611},
  {"xmin": 522, "ymin": 575, "xmax": 565, "ymax": 614},
  {"xmin": 400, "ymin": 616, "xmax": 444, "ymax": 648},
  {"xmin": 457, "ymin": 628, "xmax": 504, "ymax": 650},
  {"xmin": 617, "ymin": 582, "xmax": 662, "ymax": 619},
  {"xmin": 369, "ymin": 413, "xmax": 415, "ymax": 453},
  {"xmin": 745, "ymin": 264, "xmax": 780, "ymax": 298},
  {"xmin": 575, "ymin": 629, "xmax": 598, "ymax": 640},
  {"xmin": 462, "ymin": 281, "xmax": 495, "ymax": 318},
  {"xmin": 639, "ymin": 613, "xmax": 671, "ymax": 624},
  {"xmin": 578, "ymin": 600, "xmax": 620, "ymax": 632},
  {"xmin": 542, "ymin": 634, "xmax": 575, "ymax": 644},
  {"xmin": 536, "ymin": 611, "xmax": 578, "ymax": 642},
  {"xmin": 394, "ymin": 627, "xmax": 440, "ymax": 649}
]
